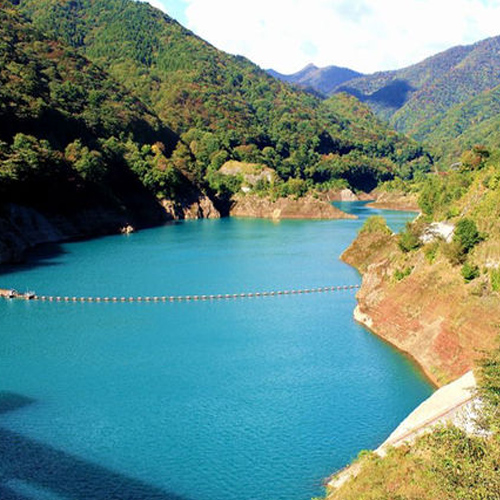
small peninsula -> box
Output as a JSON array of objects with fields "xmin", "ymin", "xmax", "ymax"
[{"xmin": 229, "ymin": 193, "xmax": 356, "ymax": 220}]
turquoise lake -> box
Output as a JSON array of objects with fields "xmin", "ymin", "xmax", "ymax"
[{"xmin": 0, "ymin": 202, "xmax": 432, "ymax": 500}]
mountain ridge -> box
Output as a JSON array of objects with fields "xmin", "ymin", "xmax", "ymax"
[
  {"xmin": 332, "ymin": 35, "xmax": 500, "ymax": 152},
  {"xmin": 0, "ymin": 0, "xmax": 431, "ymax": 262},
  {"xmin": 266, "ymin": 63, "xmax": 363, "ymax": 96}
]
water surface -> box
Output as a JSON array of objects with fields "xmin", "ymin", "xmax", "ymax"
[{"xmin": 0, "ymin": 202, "xmax": 431, "ymax": 500}]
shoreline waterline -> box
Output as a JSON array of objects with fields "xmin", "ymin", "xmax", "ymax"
[
  {"xmin": 0, "ymin": 207, "xmax": 431, "ymax": 500},
  {"xmin": 353, "ymin": 305, "xmax": 439, "ymax": 390}
]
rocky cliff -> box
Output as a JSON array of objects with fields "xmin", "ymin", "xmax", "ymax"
[
  {"xmin": 316, "ymin": 188, "xmax": 374, "ymax": 203},
  {"xmin": 342, "ymin": 226, "xmax": 500, "ymax": 387},
  {"xmin": 0, "ymin": 194, "xmax": 219, "ymax": 265}
]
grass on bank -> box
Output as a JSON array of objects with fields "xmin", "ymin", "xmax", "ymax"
[{"xmin": 321, "ymin": 347, "xmax": 500, "ymax": 500}]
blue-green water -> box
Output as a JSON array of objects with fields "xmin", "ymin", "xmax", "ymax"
[{"xmin": 0, "ymin": 202, "xmax": 431, "ymax": 500}]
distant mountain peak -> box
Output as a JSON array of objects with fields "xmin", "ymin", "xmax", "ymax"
[
  {"xmin": 302, "ymin": 63, "xmax": 318, "ymax": 71},
  {"xmin": 334, "ymin": 34, "xmax": 500, "ymax": 141},
  {"xmin": 267, "ymin": 63, "xmax": 363, "ymax": 96}
]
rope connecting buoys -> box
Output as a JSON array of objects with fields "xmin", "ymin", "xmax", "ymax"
[{"xmin": 1, "ymin": 284, "xmax": 360, "ymax": 304}]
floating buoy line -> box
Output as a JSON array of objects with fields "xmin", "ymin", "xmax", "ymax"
[{"xmin": 1, "ymin": 285, "xmax": 360, "ymax": 304}]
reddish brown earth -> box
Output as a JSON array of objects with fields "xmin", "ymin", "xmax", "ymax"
[{"xmin": 342, "ymin": 229, "xmax": 500, "ymax": 387}]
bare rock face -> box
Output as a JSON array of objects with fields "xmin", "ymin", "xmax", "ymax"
[
  {"xmin": 219, "ymin": 161, "xmax": 275, "ymax": 185},
  {"xmin": 316, "ymin": 188, "xmax": 373, "ymax": 203},
  {"xmin": 0, "ymin": 203, "xmax": 131, "ymax": 264},
  {"xmin": 420, "ymin": 222, "xmax": 455, "ymax": 244},
  {"xmin": 367, "ymin": 190, "xmax": 420, "ymax": 211},
  {"xmin": 342, "ymin": 228, "xmax": 500, "ymax": 387},
  {"xmin": 340, "ymin": 188, "xmax": 358, "ymax": 201},
  {"xmin": 160, "ymin": 195, "xmax": 220, "ymax": 220},
  {"xmin": 317, "ymin": 188, "xmax": 356, "ymax": 202},
  {"xmin": 229, "ymin": 194, "xmax": 356, "ymax": 220},
  {"xmin": 0, "ymin": 193, "xmax": 220, "ymax": 265},
  {"xmin": 189, "ymin": 195, "xmax": 221, "ymax": 219}
]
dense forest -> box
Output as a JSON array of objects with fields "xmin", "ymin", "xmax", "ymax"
[
  {"xmin": 13, "ymin": 0, "xmax": 430, "ymax": 196},
  {"xmin": 419, "ymin": 83, "xmax": 500, "ymax": 163},
  {"xmin": 0, "ymin": 0, "xmax": 205, "ymax": 225},
  {"xmin": 5, "ymin": 0, "xmax": 500, "ymax": 211},
  {"xmin": 335, "ymin": 42, "xmax": 479, "ymax": 121}
]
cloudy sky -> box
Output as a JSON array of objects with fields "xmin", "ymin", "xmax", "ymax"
[{"xmin": 146, "ymin": 0, "xmax": 500, "ymax": 74}]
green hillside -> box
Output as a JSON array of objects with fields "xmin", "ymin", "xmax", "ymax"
[
  {"xmin": 15, "ymin": 0, "xmax": 429, "ymax": 192},
  {"xmin": 336, "ymin": 44, "xmax": 473, "ymax": 122},
  {"xmin": 392, "ymin": 37, "xmax": 500, "ymax": 139},
  {"xmin": 0, "ymin": 0, "xmax": 200, "ymax": 226},
  {"xmin": 419, "ymin": 83, "xmax": 500, "ymax": 164},
  {"xmin": 335, "ymin": 36, "xmax": 500, "ymax": 159},
  {"xmin": 0, "ymin": 4, "xmax": 175, "ymax": 149}
]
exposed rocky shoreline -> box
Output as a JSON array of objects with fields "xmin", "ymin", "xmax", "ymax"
[
  {"xmin": 328, "ymin": 370, "xmax": 479, "ymax": 491},
  {"xmin": 0, "ymin": 189, "xmax": 369, "ymax": 265},
  {"xmin": 0, "ymin": 194, "xmax": 219, "ymax": 265},
  {"xmin": 341, "ymin": 225, "xmax": 500, "ymax": 387},
  {"xmin": 366, "ymin": 190, "xmax": 420, "ymax": 212},
  {"xmin": 339, "ymin": 184, "xmax": 500, "ymax": 388},
  {"xmin": 229, "ymin": 193, "xmax": 356, "ymax": 220},
  {"xmin": 326, "ymin": 202, "xmax": 498, "ymax": 495}
]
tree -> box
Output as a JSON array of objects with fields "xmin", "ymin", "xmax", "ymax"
[
  {"xmin": 461, "ymin": 262, "xmax": 480, "ymax": 283},
  {"xmin": 398, "ymin": 223, "xmax": 421, "ymax": 253},
  {"xmin": 460, "ymin": 145, "xmax": 490, "ymax": 171},
  {"xmin": 65, "ymin": 139, "xmax": 105, "ymax": 182},
  {"xmin": 454, "ymin": 218, "xmax": 482, "ymax": 254}
]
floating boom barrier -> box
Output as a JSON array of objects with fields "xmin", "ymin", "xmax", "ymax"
[{"xmin": 0, "ymin": 285, "xmax": 360, "ymax": 304}]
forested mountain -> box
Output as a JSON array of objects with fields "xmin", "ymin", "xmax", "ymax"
[
  {"xmin": 421, "ymin": 82, "xmax": 500, "ymax": 162},
  {"xmin": 0, "ymin": 0, "xmax": 435, "ymax": 264},
  {"xmin": 335, "ymin": 36, "xmax": 500, "ymax": 152},
  {"xmin": 267, "ymin": 63, "xmax": 362, "ymax": 96},
  {"xmin": 0, "ymin": 0, "xmax": 196, "ymax": 228},
  {"xmin": 14, "ymin": 0, "xmax": 429, "ymax": 193}
]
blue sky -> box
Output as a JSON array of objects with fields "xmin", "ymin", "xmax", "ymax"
[
  {"xmin": 146, "ymin": 0, "xmax": 500, "ymax": 74},
  {"xmin": 150, "ymin": 0, "xmax": 187, "ymax": 25}
]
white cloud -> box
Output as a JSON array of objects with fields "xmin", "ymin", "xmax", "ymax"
[
  {"xmin": 150, "ymin": 0, "xmax": 500, "ymax": 74},
  {"xmin": 147, "ymin": 0, "xmax": 165, "ymax": 10}
]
